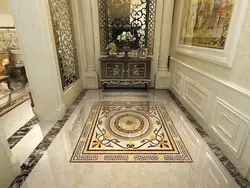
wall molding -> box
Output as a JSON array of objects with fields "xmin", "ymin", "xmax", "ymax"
[
  {"xmin": 211, "ymin": 97, "xmax": 250, "ymax": 159},
  {"xmin": 183, "ymin": 77, "xmax": 211, "ymax": 121},
  {"xmin": 170, "ymin": 57, "xmax": 250, "ymax": 176},
  {"xmin": 170, "ymin": 57, "xmax": 250, "ymax": 98},
  {"xmin": 172, "ymin": 70, "xmax": 184, "ymax": 95}
]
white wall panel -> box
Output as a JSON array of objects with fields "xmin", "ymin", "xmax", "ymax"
[
  {"xmin": 211, "ymin": 98, "xmax": 250, "ymax": 158},
  {"xmin": 183, "ymin": 77, "xmax": 211, "ymax": 121},
  {"xmin": 170, "ymin": 57, "xmax": 250, "ymax": 176}
]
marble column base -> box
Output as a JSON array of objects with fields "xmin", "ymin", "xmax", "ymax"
[
  {"xmin": 33, "ymin": 103, "xmax": 66, "ymax": 121},
  {"xmin": 83, "ymin": 71, "xmax": 99, "ymax": 89},
  {"xmin": 155, "ymin": 70, "xmax": 171, "ymax": 89}
]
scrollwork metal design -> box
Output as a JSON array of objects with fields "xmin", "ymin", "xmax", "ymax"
[
  {"xmin": 98, "ymin": 0, "xmax": 156, "ymax": 55},
  {"xmin": 0, "ymin": 28, "xmax": 20, "ymax": 49},
  {"xmin": 48, "ymin": 0, "xmax": 79, "ymax": 90}
]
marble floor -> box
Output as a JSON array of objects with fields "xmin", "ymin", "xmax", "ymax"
[
  {"xmin": 1, "ymin": 100, "xmax": 34, "ymax": 139},
  {"xmin": 2, "ymin": 90, "xmax": 248, "ymax": 188}
]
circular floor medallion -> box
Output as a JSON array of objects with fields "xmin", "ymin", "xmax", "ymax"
[{"xmin": 109, "ymin": 111, "xmax": 150, "ymax": 138}]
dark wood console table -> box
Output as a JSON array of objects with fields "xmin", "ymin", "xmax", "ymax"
[{"xmin": 99, "ymin": 57, "xmax": 152, "ymax": 90}]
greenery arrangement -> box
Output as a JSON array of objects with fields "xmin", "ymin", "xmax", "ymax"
[{"xmin": 117, "ymin": 31, "xmax": 136, "ymax": 43}]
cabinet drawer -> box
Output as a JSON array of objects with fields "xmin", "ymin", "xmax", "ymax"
[{"xmin": 128, "ymin": 62, "xmax": 148, "ymax": 79}]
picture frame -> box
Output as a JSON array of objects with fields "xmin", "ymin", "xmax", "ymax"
[
  {"xmin": 174, "ymin": 0, "xmax": 249, "ymax": 68},
  {"xmin": 131, "ymin": 50, "xmax": 139, "ymax": 58},
  {"xmin": 139, "ymin": 48, "xmax": 148, "ymax": 58}
]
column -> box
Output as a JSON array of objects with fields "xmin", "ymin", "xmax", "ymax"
[
  {"xmin": 0, "ymin": 125, "xmax": 20, "ymax": 187},
  {"xmin": 155, "ymin": 0, "xmax": 175, "ymax": 89},
  {"xmin": 80, "ymin": 0, "xmax": 99, "ymax": 89},
  {"xmin": 9, "ymin": 0, "xmax": 65, "ymax": 121}
]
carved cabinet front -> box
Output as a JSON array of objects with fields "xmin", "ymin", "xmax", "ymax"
[{"xmin": 100, "ymin": 57, "xmax": 152, "ymax": 90}]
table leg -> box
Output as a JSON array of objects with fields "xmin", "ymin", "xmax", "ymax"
[
  {"xmin": 6, "ymin": 78, "xmax": 13, "ymax": 90},
  {"xmin": 145, "ymin": 83, "xmax": 149, "ymax": 92},
  {"xmin": 101, "ymin": 82, "xmax": 104, "ymax": 91},
  {"xmin": 23, "ymin": 67, "xmax": 28, "ymax": 82}
]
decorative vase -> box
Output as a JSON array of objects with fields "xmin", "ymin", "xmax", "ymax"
[{"xmin": 123, "ymin": 42, "xmax": 130, "ymax": 58}]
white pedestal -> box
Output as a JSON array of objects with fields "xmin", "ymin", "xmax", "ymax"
[{"xmin": 155, "ymin": 71, "xmax": 171, "ymax": 89}]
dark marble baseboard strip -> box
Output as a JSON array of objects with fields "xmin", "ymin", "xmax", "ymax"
[
  {"xmin": 8, "ymin": 117, "xmax": 39, "ymax": 149},
  {"xmin": 9, "ymin": 90, "xmax": 87, "ymax": 188},
  {"xmin": 166, "ymin": 89, "xmax": 250, "ymax": 188}
]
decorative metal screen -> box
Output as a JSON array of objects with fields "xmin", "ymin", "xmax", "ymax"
[
  {"xmin": 98, "ymin": 0, "xmax": 156, "ymax": 55},
  {"xmin": 48, "ymin": 0, "xmax": 79, "ymax": 90},
  {"xmin": 0, "ymin": 28, "xmax": 20, "ymax": 49}
]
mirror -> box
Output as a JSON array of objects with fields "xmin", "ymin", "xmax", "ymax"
[{"xmin": 98, "ymin": 0, "xmax": 156, "ymax": 55}]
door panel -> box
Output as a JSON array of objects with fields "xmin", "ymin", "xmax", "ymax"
[
  {"xmin": 105, "ymin": 62, "xmax": 124, "ymax": 79},
  {"xmin": 128, "ymin": 62, "xmax": 147, "ymax": 79}
]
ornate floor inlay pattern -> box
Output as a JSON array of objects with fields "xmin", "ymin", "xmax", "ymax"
[{"xmin": 71, "ymin": 101, "xmax": 192, "ymax": 163}]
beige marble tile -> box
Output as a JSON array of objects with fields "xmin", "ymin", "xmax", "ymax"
[
  {"xmin": 1, "ymin": 100, "xmax": 34, "ymax": 138},
  {"xmin": 11, "ymin": 121, "xmax": 55, "ymax": 165},
  {"xmin": 19, "ymin": 90, "xmax": 239, "ymax": 188}
]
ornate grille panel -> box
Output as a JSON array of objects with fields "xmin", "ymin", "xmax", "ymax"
[
  {"xmin": 0, "ymin": 28, "xmax": 20, "ymax": 49},
  {"xmin": 98, "ymin": 0, "xmax": 156, "ymax": 55},
  {"xmin": 48, "ymin": 0, "xmax": 79, "ymax": 90}
]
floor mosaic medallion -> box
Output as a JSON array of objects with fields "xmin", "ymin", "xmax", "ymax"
[{"xmin": 71, "ymin": 101, "xmax": 192, "ymax": 163}]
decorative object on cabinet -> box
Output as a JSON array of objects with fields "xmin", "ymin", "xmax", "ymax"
[
  {"xmin": 139, "ymin": 48, "xmax": 148, "ymax": 58},
  {"xmin": 98, "ymin": 0, "xmax": 156, "ymax": 55},
  {"xmin": 105, "ymin": 41, "xmax": 117, "ymax": 57},
  {"xmin": 131, "ymin": 50, "xmax": 139, "ymax": 58},
  {"xmin": 117, "ymin": 31, "xmax": 136, "ymax": 58},
  {"xmin": 99, "ymin": 57, "xmax": 152, "ymax": 91}
]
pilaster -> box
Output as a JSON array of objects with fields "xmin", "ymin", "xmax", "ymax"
[
  {"xmin": 81, "ymin": 0, "xmax": 99, "ymax": 89},
  {"xmin": 155, "ymin": 0, "xmax": 174, "ymax": 89}
]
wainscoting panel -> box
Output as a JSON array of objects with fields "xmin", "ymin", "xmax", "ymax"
[
  {"xmin": 172, "ymin": 70, "xmax": 184, "ymax": 95},
  {"xmin": 170, "ymin": 57, "xmax": 250, "ymax": 176},
  {"xmin": 211, "ymin": 98, "xmax": 250, "ymax": 159},
  {"xmin": 183, "ymin": 77, "xmax": 211, "ymax": 121}
]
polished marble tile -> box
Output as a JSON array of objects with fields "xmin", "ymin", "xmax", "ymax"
[
  {"xmin": 11, "ymin": 121, "xmax": 55, "ymax": 165},
  {"xmin": 9, "ymin": 90, "xmax": 87, "ymax": 188},
  {"xmin": 10, "ymin": 90, "xmax": 240, "ymax": 188},
  {"xmin": 167, "ymin": 90, "xmax": 250, "ymax": 188},
  {"xmin": 1, "ymin": 100, "xmax": 34, "ymax": 138},
  {"xmin": 8, "ymin": 117, "xmax": 39, "ymax": 149}
]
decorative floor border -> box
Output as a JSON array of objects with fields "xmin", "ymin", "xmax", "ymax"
[
  {"xmin": 9, "ymin": 90, "xmax": 87, "ymax": 188},
  {"xmin": 166, "ymin": 89, "xmax": 250, "ymax": 188},
  {"xmin": 8, "ymin": 117, "xmax": 39, "ymax": 149}
]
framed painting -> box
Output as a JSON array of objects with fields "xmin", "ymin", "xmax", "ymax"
[{"xmin": 175, "ymin": 0, "xmax": 249, "ymax": 67}]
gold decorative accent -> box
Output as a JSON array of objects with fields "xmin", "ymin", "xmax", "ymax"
[{"xmin": 48, "ymin": 0, "xmax": 79, "ymax": 90}]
